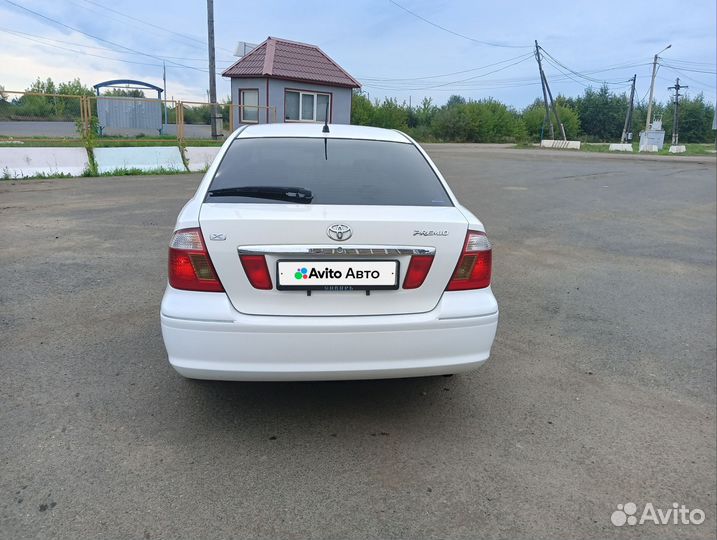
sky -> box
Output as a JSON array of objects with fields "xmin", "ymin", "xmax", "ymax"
[{"xmin": 0, "ymin": 0, "xmax": 715, "ymax": 108}]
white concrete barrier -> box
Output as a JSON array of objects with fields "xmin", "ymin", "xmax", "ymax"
[
  {"xmin": 639, "ymin": 144, "xmax": 659, "ymax": 153},
  {"xmin": 93, "ymin": 146, "xmax": 186, "ymax": 174},
  {"xmin": 0, "ymin": 147, "xmax": 89, "ymax": 178},
  {"xmin": 540, "ymin": 140, "xmax": 581, "ymax": 150},
  {"xmin": 668, "ymin": 145, "xmax": 686, "ymax": 154},
  {"xmin": 185, "ymin": 146, "xmax": 221, "ymax": 172},
  {"xmin": 608, "ymin": 143, "xmax": 633, "ymax": 152}
]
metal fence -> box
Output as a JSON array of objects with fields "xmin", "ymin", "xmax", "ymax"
[
  {"xmin": 97, "ymin": 95, "xmax": 163, "ymax": 136},
  {"xmin": 0, "ymin": 90, "xmax": 277, "ymax": 144}
]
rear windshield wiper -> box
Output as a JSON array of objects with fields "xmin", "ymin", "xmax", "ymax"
[{"xmin": 207, "ymin": 186, "xmax": 313, "ymax": 203}]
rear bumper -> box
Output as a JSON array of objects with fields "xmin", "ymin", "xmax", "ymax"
[{"xmin": 160, "ymin": 287, "xmax": 498, "ymax": 381}]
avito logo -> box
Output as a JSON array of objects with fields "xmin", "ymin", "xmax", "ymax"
[
  {"xmin": 294, "ymin": 266, "xmax": 381, "ymax": 280},
  {"xmin": 611, "ymin": 502, "xmax": 705, "ymax": 527}
]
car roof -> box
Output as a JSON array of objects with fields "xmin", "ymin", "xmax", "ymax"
[{"xmin": 235, "ymin": 123, "xmax": 412, "ymax": 143}]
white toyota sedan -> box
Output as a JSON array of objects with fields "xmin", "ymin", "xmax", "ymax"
[{"xmin": 160, "ymin": 123, "xmax": 498, "ymax": 381}]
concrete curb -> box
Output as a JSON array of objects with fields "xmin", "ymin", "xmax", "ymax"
[
  {"xmin": 608, "ymin": 143, "xmax": 633, "ymax": 152},
  {"xmin": 0, "ymin": 147, "xmax": 89, "ymax": 178},
  {"xmin": 93, "ymin": 146, "xmax": 186, "ymax": 174},
  {"xmin": 541, "ymin": 140, "xmax": 581, "ymax": 150},
  {"xmin": 185, "ymin": 147, "xmax": 221, "ymax": 172},
  {"xmin": 422, "ymin": 144, "xmax": 716, "ymax": 164}
]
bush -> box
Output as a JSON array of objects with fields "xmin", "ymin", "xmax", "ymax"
[
  {"xmin": 351, "ymin": 92, "xmax": 373, "ymax": 125},
  {"xmin": 571, "ymin": 85, "xmax": 627, "ymax": 141},
  {"xmin": 660, "ymin": 94, "xmax": 715, "ymax": 143},
  {"xmin": 522, "ymin": 99, "xmax": 580, "ymax": 141}
]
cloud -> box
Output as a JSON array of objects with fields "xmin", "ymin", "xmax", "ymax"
[
  {"xmin": 0, "ymin": 3, "xmax": 230, "ymax": 101},
  {"xmin": 1, "ymin": 0, "xmax": 714, "ymax": 107}
]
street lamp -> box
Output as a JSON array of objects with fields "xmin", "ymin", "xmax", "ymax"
[{"xmin": 645, "ymin": 44, "xmax": 672, "ymax": 132}]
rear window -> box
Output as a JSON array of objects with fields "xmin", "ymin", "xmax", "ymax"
[{"xmin": 206, "ymin": 137, "xmax": 452, "ymax": 206}]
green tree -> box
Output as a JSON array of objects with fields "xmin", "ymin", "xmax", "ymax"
[
  {"xmin": 446, "ymin": 95, "xmax": 466, "ymax": 108},
  {"xmin": 522, "ymin": 99, "xmax": 580, "ymax": 141},
  {"xmin": 465, "ymin": 99, "xmax": 525, "ymax": 142},
  {"xmin": 103, "ymin": 88, "xmax": 145, "ymax": 98},
  {"xmin": 405, "ymin": 97, "xmax": 439, "ymax": 140},
  {"xmin": 0, "ymin": 85, "xmax": 8, "ymax": 120},
  {"xmin": 557, "ymin": 104, "xmax": 581, "ymax": 139},
  {"xmin": 522, "ymin": 100, "xmax": 551, "ymax": 141},
  {"xmin": 371, "ymin": 98, "xmax": 409, "ymax": 130},
  {"xmin": 415, "ymin": 97, "xmax": 437, "ymax": 126},
  {"xmin": 661, "ymin": 93, "xmax": 715, "ymax": 143},
  {"xmin": 57, "ymin": 78, "xmax": 93, "ymax": 96},
  {"xmin": 572, "ymin": 85, "xmax": 626, "ymax": 141},
  {"xmin": 351, "ymin": 91, "xmax": 374, "ymax": 125},
  {"xmin": 11, "ymin": 77, "xmax": 95, "ymax": 120},
  {"xmin": 27, "ymin": 77, "xmax": 56, "ymax": 94},
  {"xmin": 431, "ymin": 103, "xmax": 479, "ymax": 142}
]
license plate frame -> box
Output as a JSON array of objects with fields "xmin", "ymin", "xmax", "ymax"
[{"xmin": 276, "ymin": 259, "xmax": 400, "ymax": 291}]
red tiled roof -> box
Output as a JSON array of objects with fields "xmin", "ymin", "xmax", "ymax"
[{"xmin": 222, "ymin": 37, "xmax": 361, "ymax": 88}]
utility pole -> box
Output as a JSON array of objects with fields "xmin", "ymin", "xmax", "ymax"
[
  {"xmin": 668, "ymin": 77, "xmax": 687, "ymax": 145},
  {"xmin": 621, "ymin": 74, "xmax": 637, "ymax": 143},
  {"xmin": 162, "ymin": 61, "xmax": 167, "ymax": 134},
  {"xmin": 535, "ymin": 40, "xmax": 554, "ymax": 140},
  {"xmin": 544, "ymin": 73, "xmax": 566, "ymax": 141},
  {"xmin": 207, "ymin": 0, "xmax": 218, "ymax": 139},
  {"xmin": 645, "ymin": 44, "xmax": 672, "ymax": 132}
]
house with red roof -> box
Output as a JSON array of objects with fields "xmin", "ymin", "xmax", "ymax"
[{"xmin": 222, "ymin": 37, "xmax": 361, "ymax": 126}]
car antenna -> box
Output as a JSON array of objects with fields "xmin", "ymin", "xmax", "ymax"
[{"xmin": 322, "ymin": 101, "xmax": 330, "ymax": 133}]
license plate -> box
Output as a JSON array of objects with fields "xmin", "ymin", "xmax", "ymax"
[{"xmin": 276, "ymin": 260, "xmax": 399, "ymax": 290}]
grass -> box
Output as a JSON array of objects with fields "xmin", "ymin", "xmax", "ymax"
[
  {"xmin": 580, "ymin": 142, "xmax": 715, "ymax": 156},
  {"xmin": 0, "ymin": 136, "xmax": 224, "ymax": 148},
  {"xmin": 511, "ymin": 141, "xmax": 716, "ymax": 157},
  {"xmin": 1, "ymin": 166, "xmax": 195, "ymax": 181},
  {"xmin": 1, "ymin": 168, "xmax": 79, "ymax": 180},
  {"xmin": 0, "ymin": 137, "xmax": 83, "ymax": 147},
  {"xmin": 98, "ymin": 166, "xmax": 190, "ymax": 177}
]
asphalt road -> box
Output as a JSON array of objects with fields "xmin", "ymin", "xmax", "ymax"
[{"xmin": 1, "ymin": 147, "xmax": 715, "ymax": 539}]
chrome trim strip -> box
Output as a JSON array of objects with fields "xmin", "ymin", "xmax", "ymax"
[{"xmin": 237, "ymin": 245, "xmax": 435, "ymax": 257}]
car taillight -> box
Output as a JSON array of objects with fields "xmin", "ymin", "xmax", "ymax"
[
  {"xmin": 239, "ymin": 255, "xmax": 273, "ymax": 290},
  {"xmin": 403, "ymin": 255, "xmax": 434, "ymax": 289},
  {"xmin": 446, "ymin": 230, "xmax": 492, "ymax": 291},
  {"xmin": 168, "ymin": 228, "xmax": 224, "ymax": 292}
]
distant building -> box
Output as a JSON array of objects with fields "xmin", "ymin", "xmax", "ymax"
[{"xmin": 222, "ymin": 37, "xmax": 361, "ymax": 126}]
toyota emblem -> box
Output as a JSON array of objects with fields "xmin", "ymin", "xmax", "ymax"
[{"xmin": 327, "ymin": 224, "xmax": 352, "ymax": 242}]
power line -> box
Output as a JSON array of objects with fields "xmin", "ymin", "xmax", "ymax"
[
  {"xmin": 660, "ymin": 63, "xmax": 716, "ymax": 75},
  {"xmin": 540, "ymin": 57, "xmax": 592, "ymax": 88},
  {"xmin": 0, "ymin": 28, "xmax": 231, "ymax": 76},
  {"xmin": 539, "ymin": 47, "xmax": 632, "ymax": 85},
  {"xmin": 660, "ymin": 65, "xmax": 717, "ymax": 95},
  {"xmin": 366, "ymin": 54, "xmax": 532, "ymax": 91},
  {"xmin": 358, "ymin": 52, "xmax": 534, "ymax": 82},
  {"xmin": 664, "ymin": 57, "xmax": 716, "ymax": 67},
  {"xmin": 2, "ymin": 0, "xmax": 208, "ymax": 72},
  {"xmin": 361, "ymin": 55, "xmax": 535, "ymax": 91},
  {"xmin": 360, "ymin": 59, "xmax": 650, "ymax": 92},
  {"xmin": 76, "ymin": 0, "xmax": 235, "ymax": 55},
  {"xmin": 1, "ymin": 28, "xmax": 163, "ymax": 68},
  {"xmin": 387, "ymin": 0, "xmax": 531, "ymax": 49},
  {"xmin": 0, "ymin": 26, "xmax": 233, "ymax": 65},
  {"xmin": 638, "ymin": 65, "xmax": 658, "ymax": 103}
]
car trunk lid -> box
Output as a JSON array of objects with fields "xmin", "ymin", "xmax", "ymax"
[{"xmin": 199, "ymin": 203, "xmax": 468, "ymax": 316}]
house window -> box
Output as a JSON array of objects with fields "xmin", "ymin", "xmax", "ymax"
[
  {"xmin": 241, "ymin": 89, "xmax": 259, "ymax": 123},
  {"xmin": 284, "ymin": 90, "xmax": 331, "ymax": 122}
]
